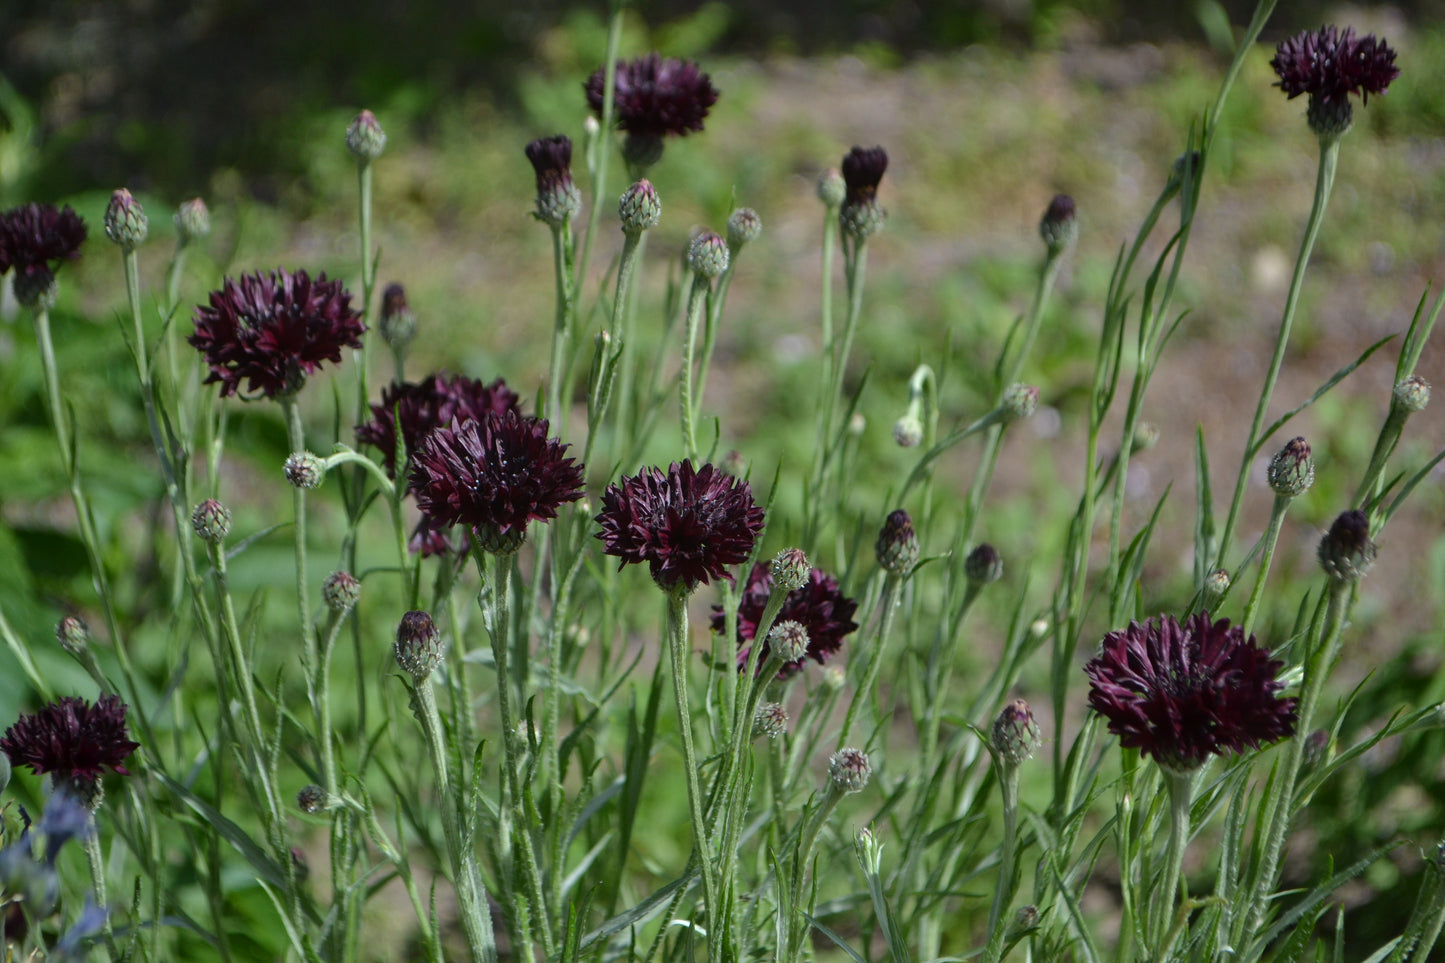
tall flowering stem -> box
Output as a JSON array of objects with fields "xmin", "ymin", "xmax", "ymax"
[
  {"xmin": 575, "ymin": 4, "xmax": 622, "ymax": 287},
  {"xmin": 679, "ymin": 270, "xmax": 711, "ymax": 459},
  {"xmin": 1215, "ymin": 138, "xmax": 1339, "ymax": 570},
  {"xmin": 1149, "ymin": 769, "xmax": 1195, "ymax": 954}
]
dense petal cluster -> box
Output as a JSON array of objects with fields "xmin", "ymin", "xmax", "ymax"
[
  {"xmin": 712, "ymin": 562, "xmax": 859, "ymax": 677},
  {"xmin": 1084, "ymin": 613, "xmax": 1297, "ymax": 772},
  {"xmin": 841, "ymin": 146, "xmax": 889, "ymax": 208},
  {"xmin": 0, "ymin": 203, "xmax": 87, "ymax": 278},
  {"xmin": 410, "ymin": 410, "xmax": 584, "ymax": 545},
  {"xmin": 585, "ymin": 54, "xmax": 719, "ymax": 139},
  {"xmin": 190, "ymin": 269, "xmax": 365, "ymax": 398},
  {"xmin": 1271, "ymin": 25, "xmax": 1399, "ymax": 107},
  {"xmin": 596, "ymin": 461, "xmax": 765, "ymax": 592},
  {"xmin": 356, "ymin": 374, "xmax": 521, "ymax": 478},
  {"xmin": 525, "ymin": 135, "xmax": 576, "ymax": 194},
  {"xmin": 1, "ymin": 695, "xmax": 139, "ymax": 789}
]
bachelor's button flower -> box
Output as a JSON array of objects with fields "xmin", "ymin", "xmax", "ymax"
[{"xmin": 713, "ymin": 561, "xmax": 859, "ymax": 677}]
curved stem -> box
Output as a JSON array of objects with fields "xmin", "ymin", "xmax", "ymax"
[{"xmin": 1216, "ymin": 137, "xmax": 1340, "ymax": 570}]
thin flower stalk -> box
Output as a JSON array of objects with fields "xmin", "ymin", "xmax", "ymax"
[
  {"xmin": 574, "ymin": 3, "xmax": 623, "ymax": 287},
  {"xmin": 837, "ymin": 567, "xmax": 906, "ymax": 749},
  {"xmin": 545, "ymin": 218, "xmax": 577, "ymax": 430},
  {"xmin": 1215, "ymin": 138, "xmax": 1340, "ymax": 570},
  {"xmin": 1240, "ymin": 492, "xmax": 1292, "ymax": 637},
  {"xmin": 585, "ymin": 228, "xmax": 645, "ymax": 467},
  {"xmin": 1148, "ymin": 769, "xmax": 1195, "ymax": 954},
  {"xmin": 679, "ymin": 270, "xmax": 710, "ymax": 459}
]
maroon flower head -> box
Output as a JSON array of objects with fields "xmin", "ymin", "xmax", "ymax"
[
  {"xmin": 0, "ymin": 203, "xmax": 87, "ymax": 278},
  {"xmin": 1, "ymin": 695, "xmax": 140, "ymax": 790},
  {"xmin": 585, "ymin": 54, "xmax": 719, "ymax": 140},
  {"xmin": 189, "ymin": 268, "xmax": 365, "ymax": 399},
  {"xmin": 597, "ymin": 460, "xmax": 765, "ymax": 593},
  {"xmin": 1084, "ymin": 613, "xmax": 1297, "ymax": 772},
  {"xmin": 1271, "ymin": 25, "xmax": 1399, "ymax": 107},
  {"xmin": 410, "ymin": 410, "xmax": 584, "ymax": 549},
  {"xmin": 525, "ymin": 135, "xmax": 576, "ymax": 193},
  {"xmin": 713, "ymin": 561, "xmax": 860, "ymax": 677},
  {"xmin": 357, "ymin": 374, "xmax": 521, "ymax": 479},
  {"xmin": 841, "ymin": 146, "xmax": 889, "ymax": 208}
]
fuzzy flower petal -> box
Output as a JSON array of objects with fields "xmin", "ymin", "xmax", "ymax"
[
  {"xmin": 1084, "ymin": 613, "xmax": 1297, "ymax": 772},
  {"xmin": 585, "ymin": 54, "xmax": 719, "ymax": 139},
  {"xmin": 1, "ymin": 695, "xmax": 139, "ymax": 788},
  {"xmin": 596, "ymin": 460, "xmax": 765, "ymax": 592},
  {"xmin": 410, "ymin": 410, "xmax": 584, "ymax": 544},
  {"xmin": 1271, "ymin": 25, "xmax": 1399, "ymax": 107},
  {"xmin": 712, "ymin": 561, "xmax": 859, "ymax": 677},
  {"xmin": 189, "ymin": 268, "xmax": 365, "ymax": 399}
]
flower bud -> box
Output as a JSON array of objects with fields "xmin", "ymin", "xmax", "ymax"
[
  {"xmin": 379, "ymin": 283, "xmax": 417, "ymax": 351},
  {"xmin": 726, "ymin": 207, "xmax": 762, "ymax": 251},
  {"xmin": 1039, "ymin": 193, "xmax": 1077, "ymax": 255},
  {"xmin": 1266, "ymin": 437, "xmax": 1314, "ymax": 498},
  {"xmin": 619, "ymin": 180, "xmax": 661, "ymax": 234},
  {"xmin": 394, "ymin": 610, "xmax": 445, "ymax": 680},
  {"xmin": 284, "ymin": 452, "xmax": 325, "ymax": 490},
  {"xmin": 296, "ymin": 785, "xmax": 331, "ymax": 814},
  {"xmin": 854, "ymin": 826, "xmax": 883, "ymax": 875},
  {"xmin": 828, "ymin": 747, "xmax": 872, "ymax": 794},
  {"xmin": 346, "ymin": 109, "xmax": 387, "ymax": 161},
  {"xmin": 1006, "ymin": 905, "xmax": 1040, "ymax": 942},
  {"xmin": 1318, "ymin": 509, "xmax": 1377, "ymax": 582},
  {"xmin": 1202, "ymin": 568, "xmax": 1231, "ymax": 610},
  {"xmin": 770, "ymin": 548, "xmax": 810, "ymax": 593},
  {"xmin": 892, "ymin": 412, "xmax": 923, "ymax": 448},
  {"xmin": 822, "ymin": 665, "xmax": 846, "ymax": 691},
  {"xmin": 752, "ymin": 702, "xmax": 788, "ymax": 740},
  {"xmin": 1131, "ymin": 421, "xmax": 1160, "ymax": 453},
  {"xmin": 191, "ymin": 499, "xmax": 232, "ymax": 543},
  {"xmin": 103, "ymin": 189, "xmax": 148, "ymax": 248},
  {"xmin": 56, "ymin": 615, "xmax": 90, "ymax": 655},
  {"xmin": 525, "ymin": 134, "xmax": 581, "ymax": 227},
  {"xmin": 174, "ymin": 197, "xmax": 211, "ymax": 243},
  {"xmin": 1001, "ymin": 383, "xmax": 1039, "ymax": 422},
  {"xmin": 876, "ymin": 509, "xmax": 919, "ymax": 575},
  {"xmin": 1302, "ymin": 729, "xmax": 1332, "ymax": 772},
  {"xmin": 322, "ymin": 571, "xmax": 361, "ymax": 613},
  {"xmin": 1393, "ymin": 375, "xmax": 1431, "ymax": 413},
  {"xmin": 769, "ymin": 620, "xmax": 810, "ymax": 665},
  {"xmin": 816, "ymin": 168, "xmax": 845, "ymax": 209},
  {"xmin": 990, "ymin": 699, "xmax": 1041, "ymax": 766},
  {"xmin": 686, "ymin": 231, "xmax": 729, "ymax": 279},
  {"xmin": 965, "ymin": 543, "xmax": 1003, "ymax": 586},
  {"xmin": 839, "ymin": 146, "xmax": 888, "ymax": 240}
]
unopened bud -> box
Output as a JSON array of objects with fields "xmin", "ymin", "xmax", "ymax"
[
  {"xmin": 619, "ymin": 180, "xmax": 661, "ymax": 234},
  {"xmin": 1393, "ymin": 375, "xmax": 1431, "ymax": 413},
  {"xmin": 1302, "ymin": 729, "xmax": 1332, "ymax": 772},
  {"xmin": 816, "ymin": 168, "xmax": 845, "ymax": 209},
  {"xmin": 346, "ymin": 110, "xmax": 387, "ymax": 161},
  {"xmin": 1131, "ymin": 421, "xmax": 1160, "ymax": 453},
  {"xmin": 770, "ymin": 548, "xmax": 810, "ymax": 593},
  {"xmin": 827, "ymin": 747, "xmax": 872, "ymax": 794},
  {"xmin": 191, "ymin": 499, "xmax": 232, "ymax": 543},
  {"xmin": 296, "ymin": 785, "xmax": 331, "ymax": 814},
  {"xmin": 1001, "ymin": 383, "xmax": 1039, "ymax": 422},
  {"xmin": 1202, "ymin": 568, "xmax": 1231, "ymax": 609},
  {"xmin": 394, "ymin": 611, "xmax": 445, "ymax": 680},
  {"xmin": 56, "ymin": 616, "xmax": 90, "ymax": 655},
  {"xmin": 990, "ymin": 699, "xmax": 1041, "ymax": 766},
  {"xmin": 322, "ymin": 571, "xmax": 361, "ymax": 613},
  {"xmin": 104, "ymin": 189, "xmax": 148, "ymax": 248},
  {"xmin": 1039, "ymin": 194, "xmax": 1077, "ymax": 254},
  {"xmin": 727, "ymin": 208, "xmax": 762, "ymax": 251},
  {"xmin": 893, "ymin": 412, "xmax": 923, "ymax": 448},
  {"xmin": 822, "ymin": 665, "xmax": 846, "ymax": 691},
  {"xmin": 876, "ymin": 509, "xmax": 919, "ymax": 575},
  {"xmin": 1266, "ymin": 437, "xmax": 1314, "ymax": 498},
  {"xmin": 1006, "ymin": 905, "xmax": 1040, "ymax": 942},
  {"xmin": 284, "ymin": 452, "xmax": 325, "ymax": 490},
  {"xmin": 768, "ymin": 620, "xmax": 810, "ymax": 664},
  {"xmin": 379, "ymin": 283, "xmax": 417, "ymax": 351},
  {"xmin": 854, "ymin": 826, "xmax": 883, "ymax": 875},
  {"xmin": 174, "ymin": 197, "xmax": 211, "ymax": 242},
  {"xmin": 1318, "ymin": 509, "xmax": 1377, "ymax": 582},
  {"xmin": 965, "ymin": 543, "xmax": 1003, "ymax": 586},
  {"xmin": 752, "ymin": 702, "xmax": 788, "ymax": 740},
  {"xmin": 686, "ymin": 231, "xmax": 729, "ymax": 279}
]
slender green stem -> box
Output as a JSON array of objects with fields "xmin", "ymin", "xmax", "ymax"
[
  {"xmin": 81, "ymin": 824, "xmax": 119, "ymax": 962},
  {"xmin": 545, "ymin": 219, "xmax": 576, "ymax": 430},
  {"xmin": 585, "ymin": 230, "xmax": 642, "ymax": 466},
  {"xmin": 1216, "ymin": 137, "xmax": 1340, "ymax": 570},
  {"xmin": 1149, "ymin": 769, "xmax": 1195, "ymax": 954},
  {"xmin": 280, "ymin": 396, "xmax": 318, "ymax": 682},
  {"xmin": 837, "ymin": 570, "xmax": 905, "ymax": 749},
  {"xmin": 983, "ymin": 762, "xmax": 1022, "ymax": 963},
  {"xmin": 575, "ymin": 3, "xmax": 623, "ymax": 287},
  {"xmin": 785, "ymin": 786, "xmax": 846, "ymax": 963},
  {"xmin": 1354, "ymin": 403, "xmax": 1410, "ymax": 510},
  {"xmin": 1240, "ymin": 494, "xmax": 1291, "ymax": 636},
  {"xmin": 679, "ymin": 272, "xmax": 710, "ymax": 460},
  {"xmin": 665, "ymin": 588, "xmax": 719, "ymax": 948},
  {"xmin": 412, "ymin": 676, "xmax": 499, "ymax": 963}
]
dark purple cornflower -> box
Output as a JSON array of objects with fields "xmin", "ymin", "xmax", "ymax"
[
  {"xmin": 1, "ymin": 695, "xmax": 140, "ymax": 791},
  {"xmin": 525, "ymin": 135, "xmax": 576, "ymax": 195},
  {"xmin": 410, "ymin": 410, "xmax": 584, "ymax": 551},
  {"xmin": 1271, "ymin": 25, "xmax": 1399, "ymax": 107},
  {"xmin": 0, "ymin": 203, "xmax": 87, "ymax": 278},
  {"xmin": 1084, "ymin": 613, "xmax": 1297, "ymax": 772},
  {"xmin": 596, "ymin": 460, "xmax": 765, "ymax": 593},
  {"xmin": 841, "ymin": 146, "xmax": 889, "ymax": 208},
  {"xmin": 584, "ymin": 54, "xmax": 719, "ymax": 140},
  {"xmin": 712, "ymin": 561, "xmax": 859, "ymax": 677},
  {"xmin": 356, "ymin": 374, "xmax": 521, "ymax": 479},
  {"xmin": 189, "ymin": 269, "xmax": 365, "ymax": 399}
]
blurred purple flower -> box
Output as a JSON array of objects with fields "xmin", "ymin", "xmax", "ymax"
[
  {"xmin": 1, "ymin": 695, "xmax": 139, "ymax": 791},
  {"xmin": 0, "ymin": 203, "xmax": 87, "ymax": 278},
  {"xmin": 1271, "ymin": 25, "xmax": 1398, "ymax": 107},
  {"xmin": 356, "ymin": 374, "xmax": 521, "ymax": 481},
  {"xmin": 585, "ymin": 54, "xmax": 719, "ymax": 139},
  {"xmin": 713, "ymin": 562, "xmax": 859, "ymax": 677}
]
